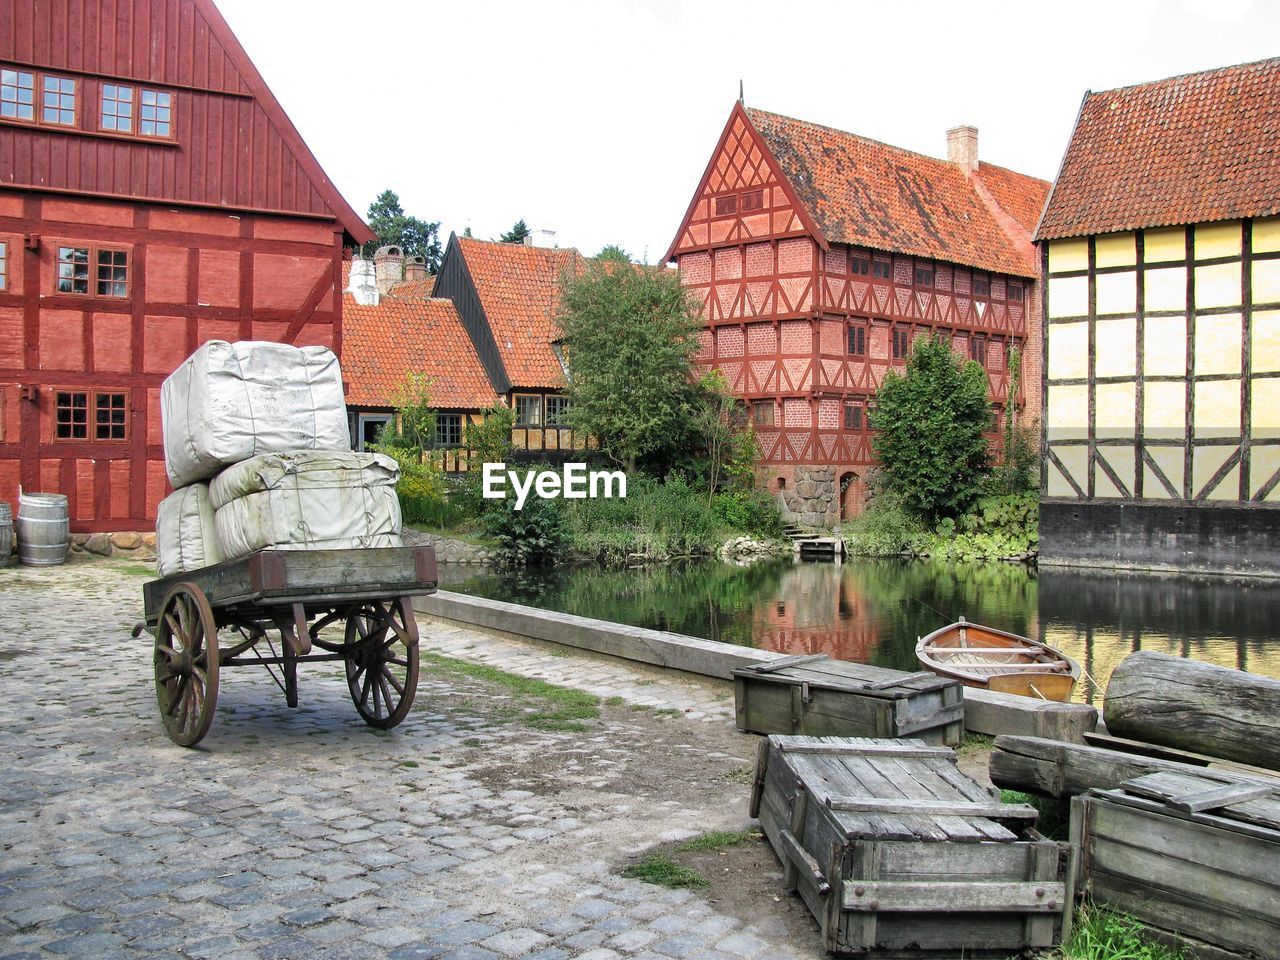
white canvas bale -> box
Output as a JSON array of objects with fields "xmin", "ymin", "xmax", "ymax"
[
  {"xmin": 155, "ymin": 483, "xmax": 224, "ymax": 576},
  {"xmin": 161, "ymin": 340, "xmax": 350, "ymax": 488},
  {"xmin": 211, "ymin": 451, "xmax": 402, "ymax": 560}
]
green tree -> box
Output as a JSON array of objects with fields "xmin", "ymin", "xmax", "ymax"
[
  {"xmin": 387, "ymin": 372, "xmax": 438, "ymax": 459},
  {"xmin": 596, "ymin": 244, "xmax": 632, "ymax": 264},
  {"xmin": 558, "ymin": 261, "xmax": 704, "ymax": 472},
  {"xmin": 364, "ymin": 189, "xmax": 442, "ymax": 272},
  {"xmin": 870, "ymin": 333, "xmax": 992, "ymax": 521},
  {"xmin": 500, "ymin": 219, "xmax": 530, "ymax": 244},
  {"xmin": 464, "ymin": 402, "xmax": 515, "ymax": 464}
]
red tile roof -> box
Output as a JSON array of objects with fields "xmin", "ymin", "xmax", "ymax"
[
  {"xmin": 342, "ymin": 291, "xmax": 497, "ymax": 411},
  {"xmin": 1037, "ymin": 58, "xmax": 1280, "ymax": 241},
  {"xmin": 745, "ymin": 108, "xmax": 1050, "ymax": 278},
  {"xmin": 455, "ymin": 237, "xmax": 584, "ymax": 390},
  {"xmin": 388, "ymin": 276, "xmax": 438, "ymax": 300}
]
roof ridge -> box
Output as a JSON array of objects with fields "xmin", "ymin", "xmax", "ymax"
[
  {"xmin": 1087, "ymin": 55, "xmax": 1280, "ymax": 99},
  {"xmin": 746, "ymin": 106, "xmax": 960, "ymax": 171},
  {"xmin": 977, "ymin": 160, "xmax": 1052, "ymax": 190}
]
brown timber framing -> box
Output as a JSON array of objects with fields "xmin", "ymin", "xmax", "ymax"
[{"xmin": 1043, "ymin": 222, "xmax": 1280, "ymax": 505}]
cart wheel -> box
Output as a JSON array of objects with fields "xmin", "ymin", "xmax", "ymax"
[
  {"xmin": 154, "ymin": 582, "xmax": 220, "ymax": 747},
  {"xmin": 344, "ymin": 598, "xmax": 419, "ymax": 729}
]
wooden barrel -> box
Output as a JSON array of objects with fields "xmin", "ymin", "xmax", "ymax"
[
  {"xmin": 0, "ymin": 501, "xmax": 11, "ymax": 564},
  {"xmin": 17, "ymin": 492, "xmax": 69, "ymax": 566}
]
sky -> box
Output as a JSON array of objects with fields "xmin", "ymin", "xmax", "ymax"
[{"xmin": 214, "ymin": 0, "xmax": 1278, "ymax": 262}]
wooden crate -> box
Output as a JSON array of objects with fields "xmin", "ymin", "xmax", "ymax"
[
  {"xmin": 733, "ymin": 654, "xmax": 964, "ymax": 746},
  {"xmin": 1071, "ymin": 769, "xmax": 1280, "ymax": 960},
  {"xmin": 751, "ymin": 735, "xmax": 1074, "ymax": 958}
]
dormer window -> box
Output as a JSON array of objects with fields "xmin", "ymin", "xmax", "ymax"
[
  {"xmin": 101, "ymin": 84, "xmax": 133, "ymax": 132},
  {"xmin": 1, "ymin": 68, "xmax": 35, "ymax": 121},
  {"xmin": 41, "ymin": 75, "xmax": 76, "ymax": 126}
]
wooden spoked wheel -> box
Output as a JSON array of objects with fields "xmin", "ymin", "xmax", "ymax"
[
  {"xmin": 154, "ymin": 582, "xmax": 220, "ymax": 747},
  {"xmin": 344, "ymin": 598, "xmax": 419, "ymax": 729}
]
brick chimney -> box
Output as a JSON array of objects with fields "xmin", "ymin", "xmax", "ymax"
[
  {"xmin": 373, "ymin": 245, "xmax": 404, "ymax": 293},
  {"xmin": 403, "ymin": 255, "xmax": 428, "ymax": 283},
  {"xmin": 946, "ymin": 125, "xmax": 979, "ymax": 176}
]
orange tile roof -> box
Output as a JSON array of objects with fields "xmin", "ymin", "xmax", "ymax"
[
  {"xmin": 455, "ymin": 236, "xmax": 584, "ymax": 390},
  {"xmin": 1037, "ymin": 58, "xmax": 1280, "ymax": 241},
  {"xmin": 745, "ymin": 108, "xmax": 1050, "ymax": 278},
  {"xmin": 388, "ymin": 276, "xmax": 438, "ymax": 299},
  {"xmin": 342, "ymin": 291, "xmax": 497, "ymax": 411}
]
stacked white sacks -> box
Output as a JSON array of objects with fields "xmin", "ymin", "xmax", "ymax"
[{"xmin": 153, "ymin": 340, "xmax": 402, "ymax": 575}]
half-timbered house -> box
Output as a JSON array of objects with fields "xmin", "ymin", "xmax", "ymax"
[
  {"xmin": 1037, "ymin": 58, "xmax": 1280, "ymax": 576},
  {"xmin": 667, "ymin": 103, "xmax": 1050, "ymax": 527},
  {"xmin": 0, "ymin": 0, "xmax": 373, "ymax": 534},
  {"xmin": 342, "ymin": 257, "xmax": 497, "ymax": 470},
  {"xmin": 432, "ymin": 234, "xmax": 585, "ymax": 458}
]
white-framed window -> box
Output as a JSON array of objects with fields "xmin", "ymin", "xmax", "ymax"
[
  {"xmin": 514, "ymin": 394, "xmax": 542, "ymax": 427},
  {"xmin": 545, "ymin": 396, "xmax": 571, "ymax": 426}
]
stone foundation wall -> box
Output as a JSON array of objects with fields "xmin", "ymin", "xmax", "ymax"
[
  {"xmin": 768, "ymin": 465, "xmax": 839, "ymax": 530},
  {"xmin": 68, "ymin": 532, "xmax": 157, "ymax": 564}
]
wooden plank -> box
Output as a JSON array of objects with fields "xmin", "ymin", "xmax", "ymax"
[
  {"xmin": 778, "ymin": 740, "xmax": 954, "ymax": 759},
  {"xmin": 1115, "ymin": 770, "xmax": 1280, "ymax": 830},
  {"xmin": 747, "ymin": 653, "xmax": 829, "ymax": 674},
  {"xmin": 826, "ymin": 797, "xmax": 1039, "ymax": 820},
  {"xmin": 1085, "ymin": 731, "xmax": 1280, "ymax": 778},
  {"xmin": 1024, "ymin": 842, "xmax": 1060, "ymax": 947},
  {"xmin": 842, "ymin": 881, "xmax": 1066, "ymax": 912},
  {"xmin": 864, "ymin": 671, "xmax": 938, "ymax": 691},
  {"xmin": 1138, "ymin": 779, "xmax": 1275, "ymax": 814},
  {"xmin": 778, "ymin": 828, "xmax": 829, "ymax": 894}
]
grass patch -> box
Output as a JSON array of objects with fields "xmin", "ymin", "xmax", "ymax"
[
  {"xmin": 621, "ymin": 854, "xmax": 708, "ymax": 890},
  {"xmin": 676, "ymin": 830, "xmax": 755, "ymax": 853},
  {"xmin": 113, "ymin": 563, "xmax": 157, "ymax": 577},
  {"xmin": 957, "ymin": 732, "xmax": 994, "ymax": 758},
  {"xmin": 422, "ymin": 651, "xmax": 600, "ymax": 731},
  {"xmin": 1059, "ymin": 902, "xmax": 1185, "ymax": 960},
  {"xmin": 604, "ymin": 695, "xmax": 625, "ymax": 707}
]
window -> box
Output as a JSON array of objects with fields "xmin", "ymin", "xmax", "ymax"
[
  {"xmin": 545, "ymin": 395, "xmax": 571, "ymax": 426},
  {"xmin": 0, "ymin": 240, "xmax": 6, "ymax": 291},
  {"xmin": 752, "ymin": 401, "xmax": 774, "ymax": 427},
  {"xmin": 714, "ymin": 195, "xmax": 737, "ymax": 216},
  {"xmin": 357, "ymin": 414, "xmax": 392, "ymax": 451},
  {"xmin": 844, "ymin": 402, "xmax": 863, "ymax": 431},
  {"xmin": 139, "ymin": 88, "xmax": 172, "ymax": 138},
  {"xmin": 1008, "ymin": 283, "xmax": 1024, "ymax": 302},
  {"xmin": 100, "ymin": 83, "xmax": 133, "ymax": 132},
  {"xmin": 1, "ymin": 68, "xmax": 35, "ymax": 121},
  {"xmin": 57, "ymin": 245, "xmax": 128, "ymax": 297},
  {"xmin": 873, "ymin": 260, "xmax": 892, "ymax": 280},
  {"xmin": 57, "ymin": 246, "xmax": 89, "ymax": 294},
  {"xmin": 95, "ymin": 392, "xmax": 127, "ymax": 440},
  {"xmin": 848, "ymin": 323, "xmax": 866, "ymax": 356},
  {"xmin": 55, "ymin": 392, "xmax": 88, "ymax": 440},
  {"xmin": 514, "ymin": 395, "xmax": 542, "ymax": 426},
  {"xmin": 969, "ymin": 336, "xmax": 987, "ymax": 365},
  {"xmin": 914, "ymin": 263, "xmax": 935, "ymax": 287},
  {"xmin": 41, "ymin": 74, "xmax": 76, "ymax": 126},
  {"xmin": 892, "ymin": 327, "xmax": 910, "ymax": 359},
  {"xmin": 973, "ymin": 275, "xmax": 991, "ymax": 297},
  {"xmin": 741, "ymin": 189, "xmax": 764, "ymax": 212},
  {"xmin": 851, "ymin": 256, "xmax": 870, "ymax": 276},
  {"xmin": 435, "ymin": 414, "xmax": 462, "ymax": 448}
]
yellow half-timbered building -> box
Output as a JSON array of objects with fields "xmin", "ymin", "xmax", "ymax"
[{"xmin": 1037, "ymin": 58, "xmax": 1280, "ymax": 575}]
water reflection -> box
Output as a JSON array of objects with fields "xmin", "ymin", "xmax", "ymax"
[{"xmin": 440, "ymin": 559, "xmax": 1280, "ymax": 704}]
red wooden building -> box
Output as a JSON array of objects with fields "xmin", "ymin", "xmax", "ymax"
[
  {"xmin": 0, "ymin": 0, "xmax": 373, "ymax": 533},
  {"xmin": 667, "ymin": 104, "xmax": 1050, "ymax": 526}
]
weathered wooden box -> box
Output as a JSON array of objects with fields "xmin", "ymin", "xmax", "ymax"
[
  {"xmin": 752, "ymin": 735, "xmax": 1074, "ymax": 958},
  {"xmin": 1071, "ymin": 769, "xmax": 1280, "ymax": 960},
  {"xmin": 733, "ymin": 654, "xmax": 964, "ymax": 746}
]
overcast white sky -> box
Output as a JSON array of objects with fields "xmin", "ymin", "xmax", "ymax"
[{"xmin": 214, "ymin": 0, "xmax": 1277, "ymax": 262}]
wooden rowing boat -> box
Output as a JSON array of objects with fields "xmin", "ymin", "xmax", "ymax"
[{"xmin": 915, "ymin": 618, "xmax": 1080, "ymax": 702}]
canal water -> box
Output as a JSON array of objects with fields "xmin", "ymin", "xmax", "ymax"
[{"xmin": 438, "ymin": 558, "xmax": 1280, "ymax": 705}]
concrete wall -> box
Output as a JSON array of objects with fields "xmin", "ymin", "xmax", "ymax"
[{"xmin": 1040, "ymin": 499, "xmax": 1280, "ymax": 577}]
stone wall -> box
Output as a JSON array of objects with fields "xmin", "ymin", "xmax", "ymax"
[
  {"xmin": 775, "ymin": 466, "xmax": 839, "ymax": 530},
  {"xmin": 68, "ymin": 532, "xmax": 157, "ymax": 564},
  {"xmin": 402, "ymin": 529, "xmax": 495, "ymax": 564}
]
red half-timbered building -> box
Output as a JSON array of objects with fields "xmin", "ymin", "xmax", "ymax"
[
  {"xmin": 667, "ymin": 104, "xmax": 1049, "ymax": 525},
  {"xmin": 0, "ymin": 0, "xmax": 373, "ymax": 533}
]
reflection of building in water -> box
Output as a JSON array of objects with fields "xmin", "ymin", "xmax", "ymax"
[
  {"xmin": 751, "ymin": 563, "xmax": 882, "ymax": 661},
  {"xmin": 1039, "ymin": 567, "xmax": 1280, "ymax": 704}
]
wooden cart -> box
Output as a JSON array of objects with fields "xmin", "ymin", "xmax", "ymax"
[{"xmin": 134, "ymin": 545, "xmax": 438, "ymax": 747}]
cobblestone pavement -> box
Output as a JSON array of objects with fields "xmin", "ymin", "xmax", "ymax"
[{"xmin": 0, "ymin": 562, "xmax": 818, "ymax": 960}]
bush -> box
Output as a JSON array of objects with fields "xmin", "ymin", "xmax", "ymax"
[
  {"xmin": 928, "ymin": 492, "xmax": 1038, "ymax": 562},
  {"xmin": 480, "ymin": 481, "xmax": 567, "ymax": 566},
  {"xmin": 566, "ymin": 473, "xmax": 718, "ymax": 563},
  {"xmin": 841, "ymin": 493, "xmax": 930, "ymax": 557},
  {"xmin": 712, "ymin": 488, "xmax": 784, "ymax": 538}
]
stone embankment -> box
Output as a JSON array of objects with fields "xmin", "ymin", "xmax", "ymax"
[
  {"xmin": 402, "ymin": 528, "xmax": 496, "ymax": 563},
  {"xmin": 717, "ymin": 536, "xmax": 790, "ymax": 563}
]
